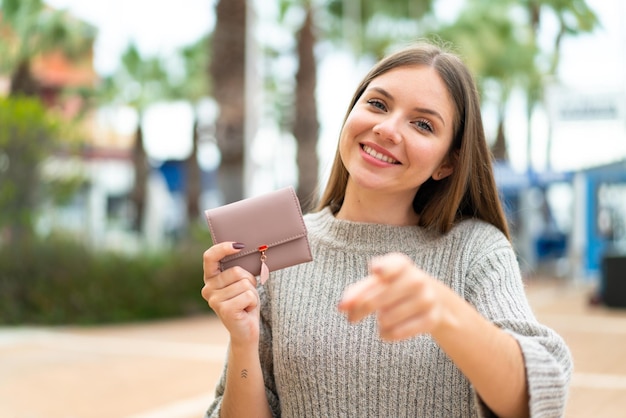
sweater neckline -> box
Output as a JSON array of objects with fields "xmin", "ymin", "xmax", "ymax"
[{"xmin": 304, "ymin": 207, "xmax": 434, "ymax": 253}]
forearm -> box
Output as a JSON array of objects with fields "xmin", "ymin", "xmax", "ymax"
[
  {"xmin": 432, "ymin": 292, "xmax": 529, "ymax": 418},
  {"xmin": 219, "ymin": 343, "xmax": 273, "ymax": 418}
]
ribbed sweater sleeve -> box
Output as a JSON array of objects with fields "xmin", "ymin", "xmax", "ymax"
[
  {"xmin": 205, "ymin": 208, "xmax": 572, "ymax": 418},
  {"xmin": 462, "ymin": 222, "xmax": 573, "ymax": 417}
]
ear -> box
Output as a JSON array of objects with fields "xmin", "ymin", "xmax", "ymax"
[{"xmin": 433, "ymin": 157, "xmax": 455, "ymax": 181}]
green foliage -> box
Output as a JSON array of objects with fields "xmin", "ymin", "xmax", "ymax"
[
  {"xmin": 323, "ymin": 0, "xmax": 435, "ymax": 58},
  {"xmin": 429, "ymin": 1, "xmax": 538, "ymax": 105},
  {"xmin": 100, "ymin": 36, "xmax": 213, "ymax": 110},
  {"xmin": 0, "ymin": 235, "xmax": 210, "ymax": 325},
  {"xmin": 0, "ymin": 97, "xmax": 61, "ymax": 238},
  {"xmin": 167, "ymin": 34, "xmax": 212, "ymax": 103},
  {"xmin": 0, "ymin": 0, "xmax": 95, "ymax": 75}
]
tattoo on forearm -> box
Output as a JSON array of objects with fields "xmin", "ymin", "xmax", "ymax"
[{"xmin": 241, "ymin": 369, "xmax": 248, "ymax": 379}]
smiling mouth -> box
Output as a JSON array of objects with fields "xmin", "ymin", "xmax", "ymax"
[{"xmin": 361, "ymin": 144, "xmax": 400, "ymax": 164}]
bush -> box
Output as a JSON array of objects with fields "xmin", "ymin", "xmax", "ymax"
[
  {"xmin": 0, "ymin": 235, "xmax": 211, "ymax": 325},
  {"xmin": 0, "ymin": 97, "xmax": 61, "ymax": 241}
]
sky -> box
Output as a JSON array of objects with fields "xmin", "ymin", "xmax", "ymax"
[
  {"xmin": 45, "ymin": 0, "xmax": 213, "ymax": 75},
  {"xmin": 44, "ymin": 0, "xmax": 626, "ymax": 175}
]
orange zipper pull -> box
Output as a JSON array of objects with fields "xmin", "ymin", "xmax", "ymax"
[{"xmin": 258, "ymin": 245, "xmax": 269, "ymax": 284}]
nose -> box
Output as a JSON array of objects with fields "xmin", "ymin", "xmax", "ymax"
[{"xmin": 372, "ymin": 115, "xmax": 402, "ymax": 144}]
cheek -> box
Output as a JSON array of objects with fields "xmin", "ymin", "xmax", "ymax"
[
  {"xmin": 406, "ymin": 141, "xmax": 448, "ymax": 168},
  {"xmin": 337, "ymin": 128, "xmax": 351, "ymax": 168},
  {"xmin": 338, "ymin": 114, "xmax": 362, "ymax": 155},
  {"xmin": 342, "ymin": 110, "xmax": 370, "ymax": 138}
]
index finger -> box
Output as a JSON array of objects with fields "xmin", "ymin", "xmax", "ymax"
[
  {"xmin": 203, "ymin": 241, "xmax": 246, "ymax": 278},
  {"xmin": 369, "ymin": 252, "xmax": 413, "ymax": 282},
  {"xmin": 338, "ymin": 276, "xmax": 379, "ymax": 308},
  {"xmin": 337, "ymin": 276, "xmax": 385, "ymax": 322}
]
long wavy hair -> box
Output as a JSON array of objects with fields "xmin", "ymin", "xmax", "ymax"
[{"xmin": 315, "ymin": 41, "xmax": 510, "ymax": 240}]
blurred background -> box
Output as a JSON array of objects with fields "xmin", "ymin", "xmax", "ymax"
[
  {"xmin": 0, "ymin": 0, "xmax": 625, "ymax": 321},
  {"xmin": 1, "ymin": 0, "xmax": 625, "ymax": 321},
  {"xmin": 1, "ymin": 1, "xmax": 626, "ymax": 417}
]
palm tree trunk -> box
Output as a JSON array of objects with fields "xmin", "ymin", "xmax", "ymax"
[
  {"xmin": 492, "ymin": 116, "xmax": 508, "ymax": 162},
  {"xmin": 210, "ymin": 0, "xmax": 247, "ymax": 204},
  {"xmin": 9, "ymin": 60, "xmax": 39, "ymax": 97},
  {"xmin": 185, "ymin": 119, "xmax": 202, "ymax": 223},
  {"xmin": 131, "ymin": 121, "xmax": 148, "ymax": 233},
  {"xmin": 294, "ymin": 7, "xmax": 319, "ymax": 212}
]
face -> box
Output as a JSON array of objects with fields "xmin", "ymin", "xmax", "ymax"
[{"xmin": 338, "ymin": 65, "xmax": 456, "ymax": 204}]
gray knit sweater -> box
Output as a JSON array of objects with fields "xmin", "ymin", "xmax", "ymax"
[{"xmin": 206, "ymin": 208, "xmax": 572, "ymax": 418}]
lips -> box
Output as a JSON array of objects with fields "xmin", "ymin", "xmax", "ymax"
[{"xmin": 361, "ymin": 144, "xmax": 400, "ymax": 164}]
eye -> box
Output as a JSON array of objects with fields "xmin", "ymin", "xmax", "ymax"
[
  {"xmin": 413, "ymin": 118, "xmax": 434, "ymax": 133},
  {"xmin": 367, "ymin": 99, "xmax": 387, "ymax": 111}
]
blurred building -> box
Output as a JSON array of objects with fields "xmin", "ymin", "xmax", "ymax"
[{"xmin": 1, "ymin": 7, "xmax": 156, "ymax": 251}]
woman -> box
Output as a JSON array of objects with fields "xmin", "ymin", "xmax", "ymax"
[{"xmin": 202, "ymin": 41, "xmax": 572, "ymax": 418}]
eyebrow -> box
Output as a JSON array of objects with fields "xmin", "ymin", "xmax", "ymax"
[{"xmin": 368, "ymin": 86, "xmax": 447, "ymax": 127}]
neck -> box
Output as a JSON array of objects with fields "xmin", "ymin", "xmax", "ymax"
[{"xmin": 336, "ymin": 186, "xmax": 419, "ymax": 226}]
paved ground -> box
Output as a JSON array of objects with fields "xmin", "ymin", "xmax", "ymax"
[{"xmin": 1, "ymin": 277, "xmax": 625, "ymax": 418}]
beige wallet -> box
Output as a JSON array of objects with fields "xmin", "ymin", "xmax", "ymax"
[{"xmin": 204, "ymin": 186, "xmax": 312, "ymax": 283}]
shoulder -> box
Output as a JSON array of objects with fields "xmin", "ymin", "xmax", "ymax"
[
  {"xmin": 303, "ymin": 208, "xmax": 334, "ymax": 235},
  {"xmin": 447, "ymin": 218, "xmax": 512, "ymax": 254},
  {"xmin": 303, "ymin": 209, "xmax": 327, "ymax": 224},
  {"xmin": 450, "ymin": 218, "xmax": 508, "ymax": 240}
]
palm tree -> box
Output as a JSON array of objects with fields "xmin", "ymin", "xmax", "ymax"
[
  {"xmin": 210, "ymin": 0, "xmax": 247, "ymax": 205},
  {"xmin": 169, "ymin": 35, "xmax": 212, "ymax": 225},
  {"xmin": 326, "ymin": 0, "xmax": 435, "ymax": 59},
  {"xmin": 0, "ymin": 0, "xmax": 94, "ymax": 97},
  {"xmin": 293, "ymin": 4, "xmax": 319, "ymax": 211},
  {"xmin": 100, "ymin": 44, "xmax": 168, "ymax": 233},
  {"xmin": 431, "ymin": 0, "xmax": 539, "ymax": 162},
  {"xmin": 434, "ymin": 0, "xmax": 598, "ymax": 168},
  {"xmin": 519, "ymin": 0, "xmax": 599, "ymax": 171},
  {"xmin": 522, "ymin": 0, "xmax": 598, "ymax": 76}
]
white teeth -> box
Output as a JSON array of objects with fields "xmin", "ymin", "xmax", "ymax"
[{"xmin": 362, "ymin": 145, "xmax": 398, "ymax": 164}]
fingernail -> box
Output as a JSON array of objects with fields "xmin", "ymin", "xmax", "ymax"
[{"xmin": 232, "ymin": 242, "xmax": 245, "ymax": 249}]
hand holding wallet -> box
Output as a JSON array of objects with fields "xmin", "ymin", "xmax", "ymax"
[{"xmin": 204, "ymin": 186, "xmax": 313, "ymax": 284}]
